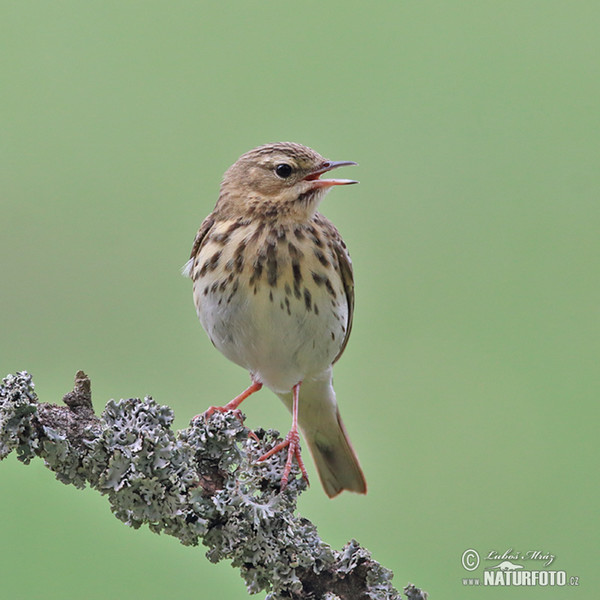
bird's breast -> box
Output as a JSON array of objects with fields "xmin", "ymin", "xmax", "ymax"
[{"xmin": 191, "ymin": 219, "xmax": 349, "ymax": 392}]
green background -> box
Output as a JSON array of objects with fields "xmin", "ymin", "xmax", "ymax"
[{"xmin": 1, "ymin": 1, "xmax": 597, "ymax": 598}]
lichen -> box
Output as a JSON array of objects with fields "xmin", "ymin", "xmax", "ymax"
[
  {"xmin": 0, "ymin": 371, "xmax": 420, "ymax": 599},
  {"xmin": 0, "ymin": 371, "xmax": 39, "ymax": 462}
]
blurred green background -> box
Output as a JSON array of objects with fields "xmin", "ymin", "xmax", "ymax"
[{"xmin": 1, "ymin": 1, "xmax": 597, "ymax": 598}]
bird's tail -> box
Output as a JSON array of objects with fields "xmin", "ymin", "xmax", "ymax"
[{"xmin": 277, "ymin": 369, "xmax": 366, "ymax": 498}]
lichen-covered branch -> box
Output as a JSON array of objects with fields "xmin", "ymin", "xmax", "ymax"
[{"xmin": 0, "ymin": 371, "xmax": 427, "ymax": 600}]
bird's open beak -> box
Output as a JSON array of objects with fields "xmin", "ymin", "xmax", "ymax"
[{"xmin": 304, "ymin": 161, "xmax": 359, "ymax": 187}]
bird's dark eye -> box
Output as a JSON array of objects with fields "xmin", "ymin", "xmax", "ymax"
[{"xmin": 275, "ymin": 163, "xmax": 293, "ymax": 179}]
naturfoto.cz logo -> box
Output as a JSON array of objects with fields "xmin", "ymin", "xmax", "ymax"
[{"xmin": 461, "ymin": 548, "xmax": 579, "ymax": 588}]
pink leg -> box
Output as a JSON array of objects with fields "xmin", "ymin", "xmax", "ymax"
[
  {"xmin": 257, "ymin": 382, "xmax": 309, "ymax": 491},
  {"xmin": 201, "ymin": 380, "xmax": 263, "ymax": 420}
]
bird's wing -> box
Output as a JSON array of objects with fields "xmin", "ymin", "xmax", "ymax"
[
  {"xmin": 326, "ymin": 224, "xmax": 354, "ymax": 365},
  {"xmin": 181, "ymin": 215, "xmax": 215, "ymax": 278}
]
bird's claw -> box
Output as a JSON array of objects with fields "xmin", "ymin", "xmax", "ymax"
[
  {"xmin": 194, "ymin": 406, "xmax": 260, "ymax": 442},
  {"xmin": 258, "ymin": 429, "xmax": 309, "ymax": 491},
  {"xmin": 200, "ymin": 405, "xmax": 244, "ymax": 421}
]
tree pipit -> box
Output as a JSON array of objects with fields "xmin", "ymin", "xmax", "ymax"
[{"xmin": 183, "ymin": 142, "xmax": 366, "ymax": 497}]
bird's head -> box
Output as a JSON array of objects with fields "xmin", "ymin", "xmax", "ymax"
[{"xmin": 216, "ymin": 142, "xmax": 358, "ymax": 221}]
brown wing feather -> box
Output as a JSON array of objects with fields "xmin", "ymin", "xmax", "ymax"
[
  {"xmin": 316, "ymin": 216, "xmax": 354, "ymax": 364},
  {"xmin": 189, "ymin": 215, "xmax": 215, "ymax": 260},
  {"xmin": 332, "ymin": 240, "xmax": 354, "ymax": 363},
  {"xmin": 183, "ymin": 215, "xmax": 215, "ymax": 279}
]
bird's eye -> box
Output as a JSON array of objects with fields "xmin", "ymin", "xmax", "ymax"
[{"xmin": 275, "ymin": 163, "xmax": 293, "ymax": 179}]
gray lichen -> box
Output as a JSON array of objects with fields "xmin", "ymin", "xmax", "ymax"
[
  {"xmin": 0, "ymin": 371, "xmax": 39, "ymax": 462},
  {"xmin": 0, "ymin": 371, "xmax": 426, "ymax": 600}
]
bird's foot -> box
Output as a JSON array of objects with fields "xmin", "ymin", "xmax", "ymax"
[
  {"xmin": 200, "ymin": 404, "xmax": 243, "ymax": 421},
  {"xmin": 193, "ymin": 405, "xmax": 261, "ymax": 443},
  {"xmin": 191, "ymin": 404, "xmax": 243, "ymax": 427},
  {"xmin": 258, "ymin": 428, "xmax": 309, "ymax": 491},
  {"xmin": 193, "ymin": 381, "xmax": 263, "ymax": 435}
]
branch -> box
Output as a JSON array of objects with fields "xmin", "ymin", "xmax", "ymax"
[{"xmin": 0, "ymin": 371, "xmax": 427, "ymax": 600}]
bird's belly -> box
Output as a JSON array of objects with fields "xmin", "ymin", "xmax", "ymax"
[{"xmin": 194, "ymin": 279, "xmax": 348, "ymax": 394}]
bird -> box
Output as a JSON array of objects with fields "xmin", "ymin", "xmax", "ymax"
[{"xmin": 183, "ymin": 142, "xmax": 367, "ymax": 498}]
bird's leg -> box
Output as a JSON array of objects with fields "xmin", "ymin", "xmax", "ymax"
[
  {"xmin": 201, "ymin": 379, "xmax": 263, "ymax": 422},
  {"xmin": 257, "ymin": 382, "xmax": 309, "ymax": 491}
]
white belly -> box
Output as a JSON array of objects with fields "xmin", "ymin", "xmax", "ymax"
[{"xmin": 194, "ymin": 279, "xmax": 348, "ymax": 394}]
